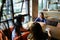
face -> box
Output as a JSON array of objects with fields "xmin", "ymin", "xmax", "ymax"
[
  {"xmin": 40, "ymin": 14, "xmax": 44, "ymax": 18},
  {"xmin": 21, "ymin": 16, "xmax": 24, "ymax": 22}
]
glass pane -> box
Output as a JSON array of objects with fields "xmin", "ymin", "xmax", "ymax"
[
  {"xmin": 1, "ymin": 16, "xmax": 6, "ymax": 21},
  {"xmin": 22, "ymin": 16, "xmax": 29, "ymax": 30},
  {"xmin": 58, "ymin": 4, "xmax": 60, "ymax": 10},
  {"xmin": 13, "ymin": 2, "xmax": 22, "ymax": 13},
  {"xmin": 0, "ymin": 23, "xmax": 5, "ymax": 30},
  {"xmin": 49, "ymin": 4, "xmax": 57, "ymax": 10},
  {"xmin": 13, "ymin": 0, "xmax": 23, "ymax": 4},
  {"xmin": 43, "ymin": 0, "xmax": 47, "ymax": 9},
  {"xmin": 24, "ymin": 16, "xmax": 29, "ymax": 23},
  {"xmin": 30, "ymin": 0, "xmax": 32, "ymax": 16},
  {"xmin": 0, "ymin": 22, "xmax": 8, "ymax": 30},
  {"xmin": 7, "ymin": 15, "xmax": 12, "ymax": 20},
  {"xmin": 22, "ymin": 1, "xmax": 28, "ymax": 14},
  {"xmin": 3, "ymin": 22, "xmax": 8, "ymax": 29},
  {"xmin": 8, "ymin": 21, "xmax": 14, "ymax": 27},
  {"xmin": 38, "ymin": 0, "xmax": 42, "ymax": 11}
]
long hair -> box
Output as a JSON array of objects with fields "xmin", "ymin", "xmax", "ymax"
[
  {"xmin": 16, "ymin": 15, "xmax": 23, "ymax": 23},
  {"xmin": 15, "ymin": 15, "xmax": 24, "ymax": 36},
  {"xmin": 40, "ymin": 12, "xmax": 44, "ymax": 19},
  {"xmin": 30, "ymin": 22, "xmax": 44, "ymax": 40}
]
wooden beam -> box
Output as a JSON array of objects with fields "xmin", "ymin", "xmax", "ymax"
[{"xmin": 32, "ymin": 0, "xmax": 38, "ymax": 21}]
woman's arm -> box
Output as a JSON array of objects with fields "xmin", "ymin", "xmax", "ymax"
[
  {"xmin": 20, "ymin": 27, "xmax": 28, "ymax": 32},
  {"xmin": 14, "ymin": 36, "xmax": 20, "ymax": 40}
]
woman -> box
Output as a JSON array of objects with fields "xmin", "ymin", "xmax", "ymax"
[
  {"xmin": 12, "ymin": 15, "xmax": 28, "ymax": 40},
  {"xmin": 27, "ymin": 22, "xmax": 48, "ymax": 40},
  {"xmin": 35, "ymin": 12, "xmax": 46, "ymax": 23}
]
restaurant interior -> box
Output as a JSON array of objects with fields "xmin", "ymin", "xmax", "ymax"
[{"xmin": 0, "ymin": 0, "xmax": 60, "ymax": 40}]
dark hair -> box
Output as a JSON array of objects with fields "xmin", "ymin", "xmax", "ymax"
[
  {"xmin": 30, "ymin": 22, "xmax": 45, "ymax": 40},
  {"xmin": 16, "ymin": 15, "xmax": 23, "ymax": 22},
  {"xmin": 15, "ymin": 15, "xmax": 24, "ymax": 36},
  {"xmin": 40, "ymin": 12, "xmax": 44, "ymax": 15},
  {"xmin": 40, "ymin": 12, "xmax": 44, "ymax": 19}
]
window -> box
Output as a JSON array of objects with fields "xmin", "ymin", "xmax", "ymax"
[
  {"xmin": 0, "ymin": 0, "xmax": 30, "ymax": 30},
  {"xmin": 38, "ymin": 0, "xmax": 42, "ymax": 11},
  {"xmin": 13, "ymin": 2, "xmax": 23, "ymax": 13},
  {"xmin": 49, "ymin": 4, "xmax": 57, "ymax": 10},
  {"xmin": 38, "ymin": 0, "xmax": 60, "ymax": 11},
  {"xmin": 13, "ymin": 0, "xmax": 23, "ymax": 13}
]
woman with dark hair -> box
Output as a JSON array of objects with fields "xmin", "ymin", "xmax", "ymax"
[
  {"xmin": 35, "ymin": 12, "xmax": 46, "ymax": 23},
  {"xmin": 12, "ymin": 15, "xmax": 28, "ymax": 40},
  {"xmin": 27, "ymin": 22, "xmax": 48, "ymax": 40}
]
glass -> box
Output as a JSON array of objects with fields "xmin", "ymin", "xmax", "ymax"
[
  {"xmin": 13, "ymin": 0, "xmax": 23, "ymax": 4},
  {"xmin": 1, "ymin": 16, "xmax": 6, "ymax": 21},
  {"xmin": 38, "ymin": 0, "xmax": 42, "ymax": 11},
  {"xmin": 38, "ymin": 0, "xmax": 60, "ymax": 11},
  {"xmin": 0, "ymin": 0, "xmax": 30, "ymax": 30},
  {"xmin": 8, "ymin": 21, "xmax": 14, "ymax": 27},
  {"xmin": 49, "ymin": 4, "xmax": 57, "ymax": 10},
  {"xmin": 22, "ymin": 1, "xmax": 28, "ymax": 14},
  {"xmin": 43, "ymin": 0, "xmax": 47, "ymax": 9},
  {"xmin": 0, "ymin": 23, "xmax": 5, "ymax": 30},
  {"xmin": 0, "ymin": 23, "xmax": 8, "ymax": 30},
  {"xmin": 13, "ymin": 2, "xmax": 22, "ymax": 13},
  {"xmin": 22, "ymin": 16, "xmax": 29, "ymax": 30},
  {"xmin": 24, "ymin": 16, "xmax": 29, "ymax": 23},
  {"xmin": 58, "ymin": 4, "xmax": 60, "ymax": 10},
  {"xmin": 30, "ymin": 0, "xmax": 32, "ymax": 16}
]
